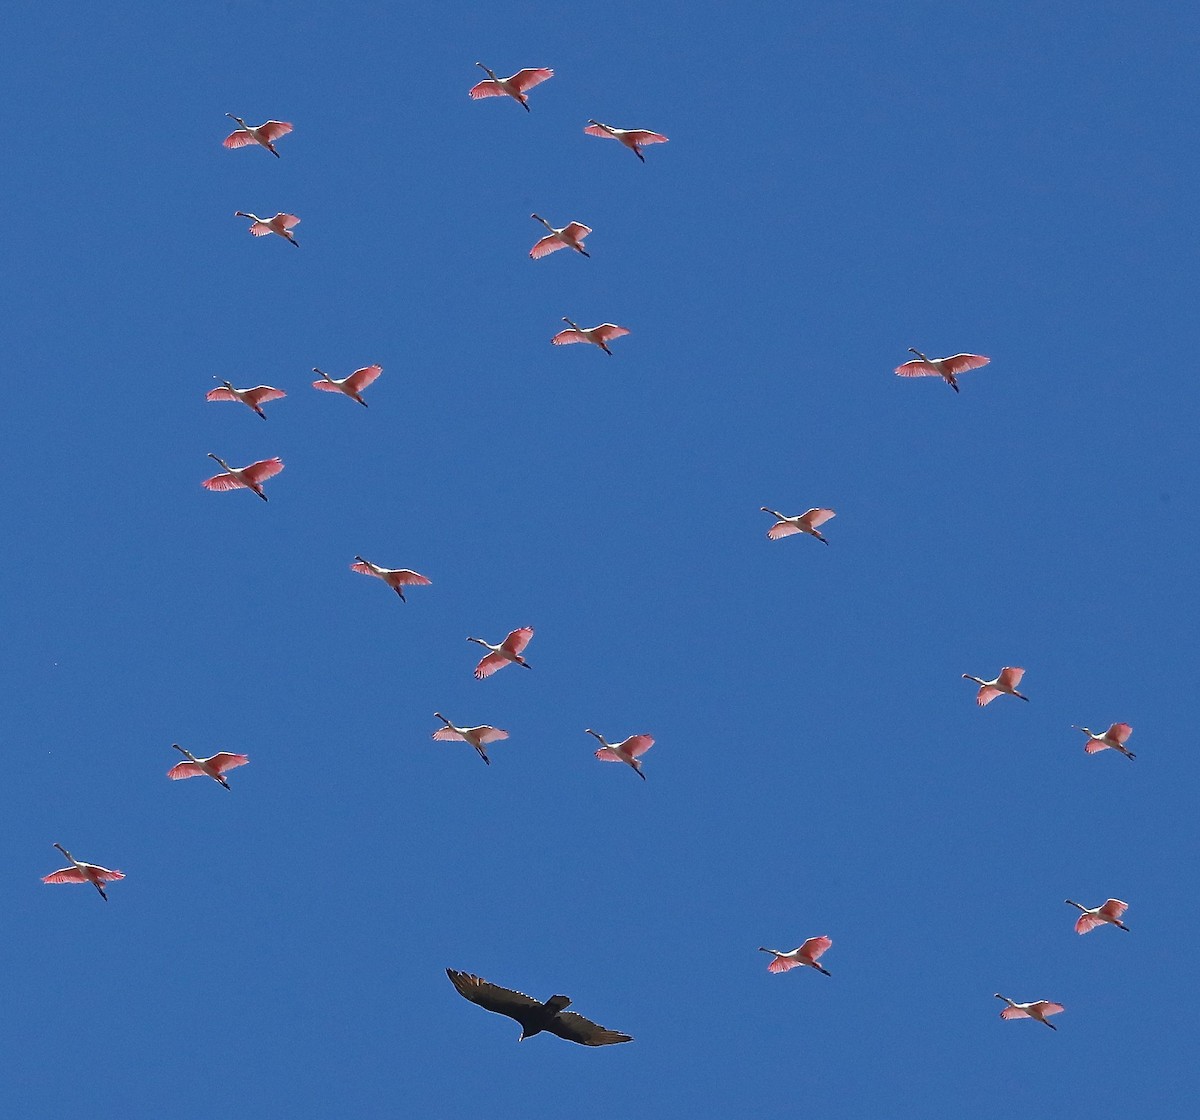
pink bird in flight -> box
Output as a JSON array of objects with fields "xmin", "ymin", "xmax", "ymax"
[
  {"xmin": 42, "ymin": 844, "xmax": 125, "ymax": 902},
  {"xmin": 203, "ymin": 454, "xmax": 284, "ymax": 502},
  {"xmin": 584, "ymin": 120, "xmax": 669, "ymax": 162},
  {"xmin": 433, "ymin": 713, "xmax": 509, "ymax": 765},
  {"xmin": 223, "ymin": 114, "xmax": 293, "ymax": 158},
  {"xmin": 1073, "ymin": 722, "xmax": 1135, "ymax": 760},
  {"xmin": 530, "ymin": 214, "xmax": 591, "ymax": 259},
  {"xmin": 962, "ymin": 667, "xmax": 1028, "ymax": 706},
  {"xmin": 586, "ymin": 729, "xmax": 654, "ymax": 780},
  {"xmin": 350, "ymin": 556, "xmax": 432, "ymax": 603},
  {"xmin": 312, "ymin": 365, "xmax": 382, "ymax": 407},
  {"xmin": 469, "ymin": 64, "xmax": 554, "ymax": 111},
  {"xmin": 235, "ymin": 211, "xmax": 300, "ymax": 246},
  {"xmin": 994, "ymin": 994, "xmax": 1064, "ymax": 1030},
  {"xmin": 206, "ymin": 379, "xmax": 286, "ymax": 419},
  {"xmin": 167, "ymin": 744, "xmax": 249, "ymax": 790},
  {"xmin": 1065, "ymin": 897, "xmax": 1129, "ymax": 934},
  {"xmin": 468, "ymin": 627, "xmax": 534, "ymax": 679},
  {"xmin": 894, "ymin": 349, "xmax": 990, "ymax": 393},
  {"xmin": 552, "ymin": 318, "xmax": 629, "ymax": 355},
  {"xmin": 761, "ymin": 506, "xmax": 836, "ymax": 545},
  {"xmin": 759, "ymin": 936, "xmax": 834, "ymax": 976}
]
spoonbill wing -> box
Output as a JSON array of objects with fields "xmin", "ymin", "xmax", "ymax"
[
  {"xmin": 243, "ymin": 386, "xmax": 286, "ymax": 405},
  {"xmin": 477, "ymin": 727, "xmax": 509, "ymax": 744},
  {"xmin": 976, "ymin": 686, "xmax": 1002, "ymax": 707},
  {"xmin": 241, "ymin": 458, "xmax": 284, "ymax": 484},
  {"xmin": 552, "ymin": 328, "xmax": 588, "ymax": 346},
  {"xmin": 206, "ymin": 387, "xmax": 239, "ymax": 402},
  {"xmin": 474, "ymin": 652, "xmax": 508, "ymax": 679},
  {"xmin": 800, "ymin": 935, "xmax": 832, "ymax": 960},
  {"xmin": 278, "ymin": 214, "xmax": 301, "ymax": 230},
  {"xmin": 502, "ymin": 627, "xmax": 534, "ymax": 655},
  {"xmin": 1106, "ymin": 723, "xmax": 1133, "ymax": 743},
  {"xmin": 433, "ymin": 728, "xmax": 465, "ymax": 742},
  {"xmin": 531, "ymin": 234, "xmax": 568, "ymax": 259},
  {"xmin": 997, "ymin": 667, "xmax": 1025, "ymax": 689},
  {"xmin": 1100, "ymin": 899, "xmax": 1129, "ymax": 919},
  {"xmin": 941, "ymin": 353, "xmax": 990, "ymax": 375},
  {"xmin": 618, "ymin": 735, "xmax": 654, "ymax": 758},
  {"xmin": 1074, "ymin": 913, "xmax": 1103, "ymax": 934},
  {"xmin": 508, "ymin": 68, "xmax": 554, "ymax": 93},
  {"xmin": 313, "ymin": 378, "xmax": 344, "ymax": 391},
  {"xmin": 594, "ymin": 748, "xmax": 623, "ymax": 762},
  {"xmin": 257, "ymin": 121, "xmax": 293, "ymax": 142},
  {"xmin": 591, "ymin": 325, "xmax": 629, "ymax": 342},
  {"xmin": 202, "ymin": 473, "xmax": 245, "ymax": 492},
  {"xmin": 894, "ymin": 359, "xmax": 939, "ymax": 377},
  {"xmin": 766, "ymin": 521, "xmax": 802, "ymax": 540},
  {"xmin": 207, "ymin": 752, "xmax": 250, "ymax": 774},
  {"xmin": 222, "ymin": 130, "xmax": 257, "ymax": 149},
  {"xmin": 767, "ymin": 955, "xmax": 801, "ymax": 973},
  {"xmin": 1084, "ymin": 737, "xmax": 1111, "ymax": 754},
  {"xmin": 167, "ymin": 761, "xmax": 206, "ymax": 780},
  {"xmin": 625, "ymin": 130, "xmax": 668, "ymax": 146},
  {"xmin": 43, "ymin": 867, "xmax": 90, "ymax": 884},
  {"xmin": 999, "ymin": 1006, "xmax": 1031, "ymax": 1020},
  {"xmin": 801, "ymin": 509, "xmax": 836, "ymax": 529},
  {"xmin": 344, "ymin": 365, "xmax": 383, "ymax": 392},
  {"xmin": 469, "ymin": 80, "xmax": 507, "ymax": 99},
  {"xmin": 562, "ymin": 222, "xmax": 592, "ymax": 239}
]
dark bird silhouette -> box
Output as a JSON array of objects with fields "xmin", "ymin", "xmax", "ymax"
[{"xmin": 446, "ymin": 969, "xmax": 632, "ymax": 1046}]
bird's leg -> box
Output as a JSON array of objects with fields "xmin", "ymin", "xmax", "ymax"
[
  {"xmin": 219, "ymin": 776, "xmax": 231, "ymax": 790},
  {"xmin": 394, "ymin": 586, "xmax": 406, "ymax": 602},
  {"xmin": 521, "ymin": 98, "xmax": 531, "ymax": 113},
  {"xmin": 94, "ymin": 882, "xmax": 108, "ymax": 902},
  {"xmin": 948, "ymin": 377, "xmax": 959, "ymax": 393},
  {"xmin": 1042, "ymin": 1019, "xmax": 1057, "ymax": 1030},
  {"xmin": 1014, "ymin": 692, "xmax": 1029, "ymax": 702},
  {"xmin": 635, "ymin": 149, "xmax": 645, "ymax": 162},
  {"xmin": 255, "ymin": 407, "xmax": 266, "ymax": 419},
  {"xmin": 815, "ymin": 964, "xmax": 831, "ymax": 976},
  {"xmin": 601, "ymin": 343, "xmax": 613, "ymax": 355},
  {"xmin": 257, "ymin": 489, "xmax": 268, "ymax": 502}
]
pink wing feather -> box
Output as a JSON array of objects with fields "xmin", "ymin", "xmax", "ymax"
[
  {"xmin": 976, "ymin": 686, "xmax": 1001, "ymax": 707},
  {"xmin": 249, "ymin": 222, "xmax": 274, "ymax": 236},
  {"xmin": 894, "ymin": 360, "xmax": 939, "ymax": 378},
  {"xmin": 391, "ymin": 570, "xmax": 432, "ymax": 587},
  {"xmin": 562, "ymin": 222, "xmax": 592, "ymax": 240},
  {"xmin": 257, "ymin": 121, "xmax": 293, "ymax": 142},
  {"xmin": 344, "ymin": 365, "xmax": 383, "ymax": 392},
  {"xmin": 800, "ymin": 935, "xmax": 832, "ymax": 961},
  {"xmin": 477, "ymin": 727, "xmax": 509, "ymax": 744},
  {"xmin": 1084, "ymin": 737, "xmax": 1110, "ymax": 754},
  {"xmin": 626, "ymin": 130, "xmax": 668, "ymax": 146},
  {"xmin": 502, "ymin": 627, "xmax": 534, "ymax": 655},
  {"xmin": 999, "ymin": 1006, "xmax": 1030, "ymax": 1021},
  {"xmin": 941, "ymin": 353, "xmax": 990, "ymax": 375},
  {"xmin": 508, "ymin": 68, "xmax": 554, "ymax": 93},
  {"xmin": 223, "ymin": 130, "xmax": 256, "ymax": 149},
  {"xmin": 243, "ymin": 386, "xmax": 286, "ymax": 405},
  {"xmin": 1075, "ymin": 913, "xmax": 1103, "ymax": 934},
  {"xmin": 241, "ymin": 458, "xmax": 284, "ymax": 484},
  {"xmin": 313, "ymin": 379, "xmax": 344, "ymax": 391},
  {"xmin": 474, "ymin": 652, "xmax": 508, "ymax": 679},
  {"xmin": 530, "ymin": 235, "xmax": 567, "ymax": 259},
  {"xmin": 207, "ymin": 752, "xmax": 250, "ymax": 774},
  {"xmin": 767, "ymin": 522, "xmax": 801, "ymax": 540},
  {"xmin": 167, "ymin": 761, "xmax": 206, "ymax": 780},
  {"xmin": 278, "ymin": 214, "xmax": 301, "ymax": 230},
  {"xmin": 203, "ymin": 473, "xmax": 244, "ymax": 492},
  {"xmin": 1106, "ymin": 723, "xmax": 1133, "ymax": 743},
  {"xmin": 584, "ymin": 124, "xmax": 613, "ymax": 139},
  {"xmin": 206, "ymin": 387, "xmax": 238, "ymax": 402},
  {"xmin": 767, "ymin": 956, "xmax": 799, "ymax": 974},
  {"xmin": 1100, "ymin": 899, "xmax": 1128, "ymax": 919},
  {"xmin": 43, "ymin": 867, "xmax": 90, "ymax": 884},
  {"xmin": 469, "ymin": 80, "xmax": 507, "ymax": 100},
  {"xmin": 433, "ymin": 728, "xmax": 465, "ymax": 742},
  {"xmin": 552, "ymin": 329, "xmax": 587, "ymax": 346},
  {"xmin": 595, "ymin": 747, "xmax": 622, "ymax": 762},
  {"xmin": 1032, "ymin": 1001, "xmax": 1064, "ymax": 1017},
  {"xmin": 801, "ymin": 509, "xmax": 836, "ymax": 529},
  {"xmin": 997, "ymin": 667, "xmax": 1025, "ymax": 689},
  {"xmin": 592, "ymin": 324, "xmax": 629, "ymax": 342},
  {"xmin": 618, "ymin": 735, "xmax": 654, "ymax": 758}
]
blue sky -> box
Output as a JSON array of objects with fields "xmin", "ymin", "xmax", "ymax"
[{"xmin": 3, "ymin": 2, "xmax": 1197, "ymax": 1116}]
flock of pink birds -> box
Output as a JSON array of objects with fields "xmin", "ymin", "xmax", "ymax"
[{"xmin": 40, "ymin": 63, "xmax": 1135, "ymax": 1042}]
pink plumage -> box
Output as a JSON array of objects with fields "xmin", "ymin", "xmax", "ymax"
[
  {"xmin": 474, "ymin": 652, "xmax": 508, "ymax": 679},
  {"xmin": 766, "ymin": 522, "xmax": 802, "ymax": 540},
  {"xmin": 502, "ymin": 627, "xmax": 534, "ymax": 655},
  {"xmin": 1107, "ymin": 723, "xmax": 1133, "ymax": 744}
]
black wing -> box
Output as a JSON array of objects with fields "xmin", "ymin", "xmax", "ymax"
[
  {"xmin": 548, "ymin": 1010, "xmax": 633, "ymax": 1046},
  {"xmin": 446, "ymin": 969, "xmax": 543, "ymax": 1023}
]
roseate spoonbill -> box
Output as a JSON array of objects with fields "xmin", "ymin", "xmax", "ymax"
[
  {"xmin": 206, "ymin": 379, "xmax": 286, "ymax": 419},
  {"xmin": 530, "ymin": 214, "xmax": 591, "ymax": 259},
  {"xmin": 468, "ymin": 627, "xmax": 534, "ymax": 678},
  {"xmin": 552, "ymin": 318, "xmax": 629, "ymax": 355},
  {"xmin": 894, "ymin": 349, "xmax": 990, "ymax": 393},
  {"xmin": 469, "ymin": 64, "xmax": 554, "ymax": 111},
  {"xmin": 350, "ymin": 557, "xmax": 431, "ymax": 602},
  {"xmin": 760, "ymin": 507, "xmax": 836, "ymax": 545},
  {"xmin": 584, "ymin": 120, "xmax": 669, "ymax": 162},
  {"xmin": 758, "ymin": 937, "xmax": 833, "ymax": 976},
  {"xmin": 447, "ymin": 969, "xmax": 632, "ymax": 1045},
  {"xmin": 585, "ymin": 729, "xmax": 653, "ymax": 780},
  {"xmin": 1065, "ymin": 898, "xmax": 1130, "ymax": 934},
  {"xmin": 962, "ymin": 667, "xmax": 1028, "ymax": 706},
  {"xmin": 1072, "ymin": 723, "xmax": 1135, "ymax": 760},
  {"xmin": 234, "ymin": 211, "xmax": 299, "ymax": 246},
  {"xmin": 994, "ymin": 994, "xmax": 1064, "ymax": 1030},
  {"xmin": 202, "ymin": 454, "xmax": 284, "ymax": 501},
  {"xmin": 432, "ymin": 713, "xmax": 509, "ymax": 766},
  {"xmin": 42, "ymin": 844, "xmax": 125, "ymax": 902},
  {"xmin": 222, "ymin": 115, "xmax": 293, "ymax": 157},
  {"xmin": 312, "ymin": 365, "xmax": 382, "ymax": 407},
  {"xmin": 167, "ymin": 744, "xmax": 249, "ymax": 790}
]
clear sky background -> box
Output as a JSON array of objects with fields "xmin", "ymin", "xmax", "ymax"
[{"xmin": 2, "ymin": 2, "xmax": 1197, "ymax": 1117}]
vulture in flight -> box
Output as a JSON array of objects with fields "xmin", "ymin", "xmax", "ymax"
[{"xmin": 446, "ymin": 969, "xmax": 632, "ymax": 1046}]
